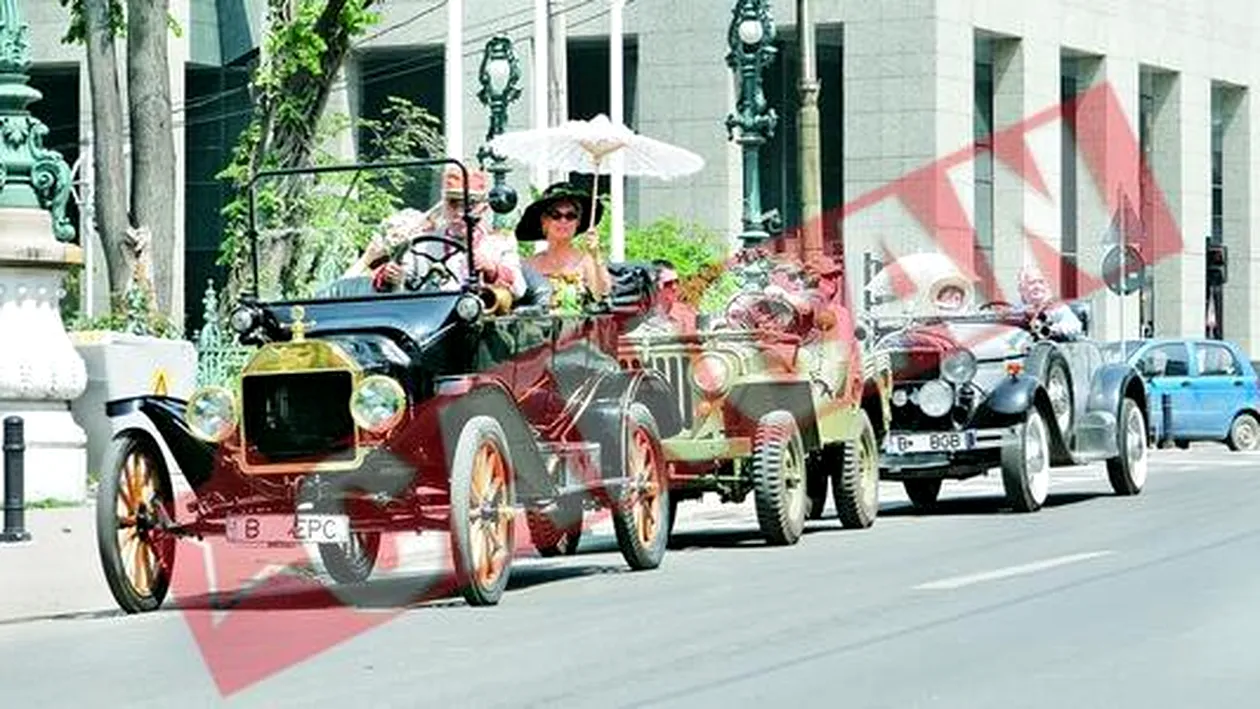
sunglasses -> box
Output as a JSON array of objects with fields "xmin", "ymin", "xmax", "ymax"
[{"xmin": 546, "ymin": 209, "xmax": 580, "ymax": 222}]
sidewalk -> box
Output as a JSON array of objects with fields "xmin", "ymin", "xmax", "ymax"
[{"xmin": 0, "ymin": 505, "xmax": 119, "ymax": 624}]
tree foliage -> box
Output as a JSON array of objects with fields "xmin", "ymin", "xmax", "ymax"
[{"xmin": 215, "ymin": 0, "xmax": 418, "ymax": 303}]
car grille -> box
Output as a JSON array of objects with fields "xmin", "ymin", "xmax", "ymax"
[
  {"xmin": 644, "ymin": 354, "xmax": 695, "ymax": 429},
  {"xmin": 241, "ymin": 370, "xmax": 356, "ymax": 467},
  {"xmin": 890, "ymin": 349, "xmax": 940, "ymax": 381}
]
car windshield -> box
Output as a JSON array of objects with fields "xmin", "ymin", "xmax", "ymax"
[{"xmin": 244, "ymin": 160, "xmax": 484, "ymax": 304}]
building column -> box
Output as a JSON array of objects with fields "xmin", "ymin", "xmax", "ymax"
[
  {"xmin": 840, "ymin": 7, "xmax": 974, "ymax": 308},
  {"xmin": 1220, "ymin": 86, "xmax": 1252, "ymax": 355},
  {"xmin": 1073, "ymin": 55, "xmax": 1141, "ymax": 341},
  {"xmin": 1149, "ymin": 70, "xmax": 1210, "ymax": 339},
  {"xmin": 991, "ymin": 36, "xmax": 1063, "ymax": 301}
]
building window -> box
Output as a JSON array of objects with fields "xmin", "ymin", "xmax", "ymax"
[
  {"xmin": 974, "ymin": 36, "xmax": 995, "ymax": 269},
  {"xmin": 1209, "ymin": 86, "xmax": 1226, "ymax": 340},
  {"xmin": 1060, "ymin": 56, "xmax": 1079, "ymax": 299}
]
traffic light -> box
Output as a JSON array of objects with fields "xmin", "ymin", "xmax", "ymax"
[{"xmin": 1207, "ymin": 240, "xmax": 1228, "ymax": 287}]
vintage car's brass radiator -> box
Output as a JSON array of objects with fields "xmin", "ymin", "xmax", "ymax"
[{"xmin": 240, "ymin": 370, "xmax": 357, "ymax": 467}]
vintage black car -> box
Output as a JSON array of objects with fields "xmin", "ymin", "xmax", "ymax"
[
  {"xmin": 95, "ymin": 159, "xmax": 682, "ymax": 612},
  {"xmin": 864, "ymin": 257, "xmax": 1151, "ymax": 512}
]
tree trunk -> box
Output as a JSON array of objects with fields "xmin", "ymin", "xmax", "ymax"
[
  {"xmin": 81, "ymin": 0, "xmax": 132, "ymax": 306},
  {"xmin": 127, "ymin": 0, "xmax": 179, "ymax": 327},
  {"xmin": 226, "ymin": 0, "xmax": 371, "ymax": 300}
]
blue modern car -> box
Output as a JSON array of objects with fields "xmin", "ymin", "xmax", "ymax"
[{"xmin": 1103, "ymin": 338, "xmax": 1260, "ymax": 451}]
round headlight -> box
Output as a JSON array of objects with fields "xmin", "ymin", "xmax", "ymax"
[
  {"xmin": 186, "ymin": 387, "xmax": 237, "ymax": 442},
  {"xmin": 350, "ymin": 375, "xmax": 407, "ymax": 432},
  {"xmin": 892, "ymin": 389, "xmax": 909, "ymax": 407},
  {"xmin": 941, "ymin": 349, "xmax": 977, "ymax": 384},
  {"xmin": 229, "ymin": 305, "xmax": 258, "ymax": 334},
  {"xmin": 916, "ymin": 380, "xmax": 953, "ymax": 418},
  {"xmin": 455, "ymin": 294, "xmax": 482, "ymax": 322},
  {"xmin": 693, "ymin": 353, "xmax": 732, "ymax": 397}
]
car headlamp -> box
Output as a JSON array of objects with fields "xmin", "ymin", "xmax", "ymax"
[
  {"xmin": 455, "ymin": 294, "xmax": 483, "ymax": 322},
  {"xmin": 916, "ymin": 380, "xmax": 953, "ymax": 418},
  {"xmin": 940, "ymin": 348, "xmax": 977, "ymax": 384},
  {"xmin": 693, "ymin": 353, "xmax": 732, "ymax": 398},
  {"xmin": 229, "ymin": 305, "xmax": 259, "ymax": 335},
  {"xmin": 350, "ymin": 375, "xmax": 407, "ymax": 432},
  {"xmin": 186, "ymin": 386, "xmax": 237, "ymax": 442}
]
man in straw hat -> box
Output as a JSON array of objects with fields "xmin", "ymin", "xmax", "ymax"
[{"xmin": 355, "ymin": 164, "xmax": 526, "ymax": 299}]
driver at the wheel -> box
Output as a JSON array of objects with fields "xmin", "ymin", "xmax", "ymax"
[
  {"xmin": 371, "ymin": 166, "xmax": 526, "ymax": 298},
  {"xmin": 1018, "ymin": 264, "xmax": 1083, "ymax": 339}
]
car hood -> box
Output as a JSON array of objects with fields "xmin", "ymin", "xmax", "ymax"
[
  {"xmin": 260, "ymin": 293, "xmax": 462, "ymax": 353},
  {"xmin": 878, "ymin": 321, "xmax": 1032, "ymax": 362}
]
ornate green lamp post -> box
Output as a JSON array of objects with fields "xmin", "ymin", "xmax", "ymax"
[
  {"xmin": 0, "ymin": 0, "xmax": 88, "ymax": 506},
  {"xmin": 725, "ymin": 0, "xmax": 779, "ymax": 253},
  {"xmin": 476, "ymin": 35, "xmax": 523, "ymax": 226}
]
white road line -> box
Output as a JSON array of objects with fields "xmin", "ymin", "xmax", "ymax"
[{"xmin": 914, "ymin": 551, "xmax": 1115, "ymax": 591}]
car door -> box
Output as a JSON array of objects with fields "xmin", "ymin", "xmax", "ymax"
[
  {"xmin": 1136, "ymin": 342, "xmax": 1194, "ymax": 439},
  {"xmin": 1188, "ymin": 341, "xmax": 1248, "ymax": 438}
]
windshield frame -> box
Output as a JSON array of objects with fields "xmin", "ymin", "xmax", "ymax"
[{"xmin": 244, "ymin": 157, "xmax": 480, "ymax": 306}]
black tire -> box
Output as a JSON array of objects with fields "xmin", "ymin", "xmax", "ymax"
[
  {"xmin": 526, "ymin": 497, "xmax": 584, "ymax": 557},
  {"xmin": 1107, "ymin": 397, "xmax": 1149, "ymax": 495},
  {"xmin": 1174, "ymin": 440, "xmax": 1190, "ymax": 450},
  {"xmin": 751, "ymin": 410, "xmax": 808, "ymax": 545},
  {"xmin": 448, "ymin": 415, "xmax": 516, "ymax": 606},
  {"xmin": 611, "ymin": 403, "xmax": 670, "ymax": 570},
  {"xmin": 96, "ymin": 433, "xmax": 177, "ymax": 614},
  {"xmin": 318, "ymin": 531, "xmax": 382, "ymax": 585},
  {"xmin": 806, "ymin": 455, "xmax": 830, "ymax": 520},
  {"xmin": 1226, "ymin": 412, "xmax": 1260, "ymax": 452},
  {"xmin": 1002, "ymin": 407, "xmax": 1052, "ymax": 512},
  {"xmin": 833, "ymin": 409, "xmax": 880, "ymax": 529},
  {"xmin": 903, "ymin": 479, "xmax": 941, "ymax": 508}
]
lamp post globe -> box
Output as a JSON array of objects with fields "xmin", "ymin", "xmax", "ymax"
[
  {"xmin": 725, "ymin": 0, "xmax": 779, "ymax": 255},
  {"xmin": 476, "ymin": 36, "xmax": 523, "ymax": 225}
]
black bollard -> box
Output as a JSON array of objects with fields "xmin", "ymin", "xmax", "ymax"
[{"xmin": 1, "ymin": 416, "xmax": 31, "ymax": 543}]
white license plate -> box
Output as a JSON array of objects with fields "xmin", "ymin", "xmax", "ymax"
[
  {"xmin": 885, "ymin": 431, "xmax": 977, "ymax": 454},
  {"xmin": 225, "ymin": 514, "xmax": 351, "ymax": 545}
]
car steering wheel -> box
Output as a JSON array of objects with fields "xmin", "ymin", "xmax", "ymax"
[
  {"xmin": 979, "ymin": 300, "xmax": 1015, "ymax": 312},
  {"xmin": 380, "ymin": 232, "xmax": 470, "ymax": 292}
]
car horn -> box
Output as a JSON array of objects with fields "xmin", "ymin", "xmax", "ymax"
[{"xmin": 480, "ymin": 283, "xmax": 514, "ymax": 315}]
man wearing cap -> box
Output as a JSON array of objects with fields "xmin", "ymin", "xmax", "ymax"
[
  {"xmin": 366, "ymin": 165, "xmax": 526, "ymax": 298},
  {"xmin": 804, "ymin": 255, "xmax": 861, "ymax": 398},
  {"xmin": 650, "ymin": 259, "xmax": 698, "ymax": 334}
]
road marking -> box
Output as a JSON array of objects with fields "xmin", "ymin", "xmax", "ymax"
[{"xmin": 914, "ymin": 551, "xmax": 1114, "ymax": 590}]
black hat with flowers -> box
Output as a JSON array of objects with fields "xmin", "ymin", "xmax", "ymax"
[{"xmin": 514, "ymin": 181, "xmax": 605, "ymax": 242}]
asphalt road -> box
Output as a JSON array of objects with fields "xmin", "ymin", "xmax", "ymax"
[{"xmin": 2, "ymin": 445, "xmax": 1258, "ymax": 708}]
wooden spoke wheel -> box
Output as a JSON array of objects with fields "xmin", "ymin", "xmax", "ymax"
[
  {"xmin": 611, "ymin": 403, "xmax": 670, "ymax": 571},
  {"xmin": 448, "ymin": 416, "xmax": 516, "ymax": 606},
  {"xmin": 96, "ymin": 434, "xmax": 177, "ymax": 614}
]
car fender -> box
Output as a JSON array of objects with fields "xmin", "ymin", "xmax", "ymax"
[
  {"xmin": 970, "ymin": 374, "xmax": 1057, "ymax": 438},
  {"xmin": 571, "ymin": 368, "xmax": 683, "ymax": 480},
  {"xmin": 429, "ymin": 376, "xmax": 549, "ymax": 500},
  {"xmin": 1084, "ymin": 362, "xmax": 1149, "ymax": 436},
  {"xmin": 106, "ymin": 395, "xmax": 215, "ymax": 491},
  {"xmin": 725, "ymin": 380, "xmax": 821, "ymax": 452}
]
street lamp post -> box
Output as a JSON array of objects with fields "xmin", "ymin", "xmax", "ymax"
[
  {"xmin": 0, "ymin": 0, "xmax": 89, "ymax": 504},
  {"xmin": 725, "ymin": 0, "xmax": 779, "ymax": 252},
  {"xmin": 476, "ymin": 35, "xmax": 523, "ymax": 226}
]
